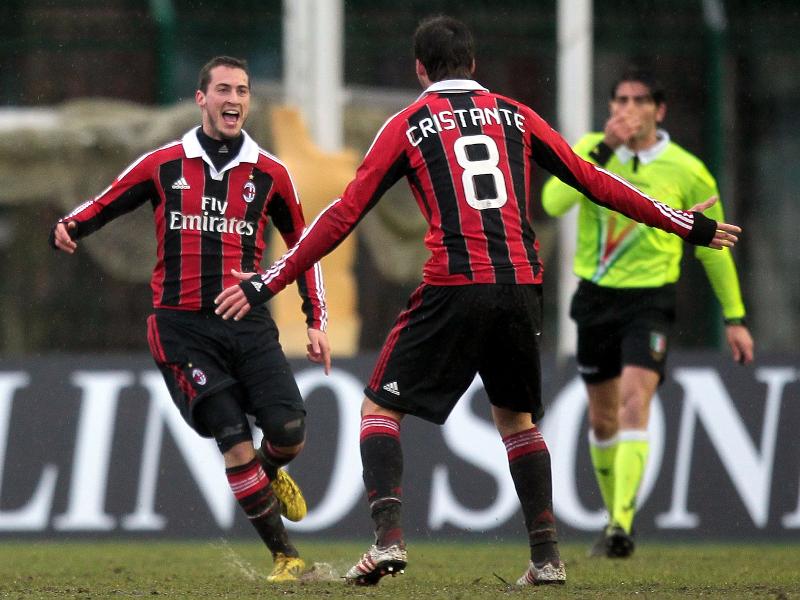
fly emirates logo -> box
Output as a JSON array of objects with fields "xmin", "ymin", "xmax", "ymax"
[
  {"xmin": 169, "ymin": 195, "xmax": 254, "ymax": 236},
  {"xmin": 405, "ymin": 106, "xmax": 526, "ymax": 146}
]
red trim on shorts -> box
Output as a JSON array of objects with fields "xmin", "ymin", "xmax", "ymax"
[
  {"xmin": 502, "ymin": 427, "xmax": 547, "ymax": 462},
  {"xmin": 147, "ymin": 314, "xmax": 196, "ymax": 402},
  {"xmin": 146, "ymin": 315, "xmax": 167, "ymax": 363},
  {"xmin": 360, "ymin": 415, "xmax": 401, "ymax": 442},
  {"xmin": 368, "ymin": 283, "xmax": 426, "ymax": 391},
  {"xmin": 170, "ymin": 363, "xmax": 197, "ymax": 402}
]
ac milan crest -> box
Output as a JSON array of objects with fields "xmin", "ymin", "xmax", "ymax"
[
  {"xmin": 242, "ymin": 181, "xmax": 256, "ymax": 203},
  {"xmin": 191, "ymin": 368, "xmax": 207, "ymax": 386}
]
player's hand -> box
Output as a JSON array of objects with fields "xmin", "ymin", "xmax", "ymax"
[
  {"xmin": 603, "ymin": 114, "xmax": 641, "ymax": 148},
  {"xmin": 688, "ymin": 195, "xmax": 741, "ymax": 249},
  {"xmin": 688, "ymin": 195, "xmax": 719, "ymax": 213},
  {"xmin": 53, "ymin": 221, "xmax": 78, "ymax": 254},
  {"xmin": 707, "ymin": 223, "xmax": 740, "ymax": 250},
  {"xmin": 306, "ymin": 328, "xmax": 331, "ymax": 375},
  {"xmin": 214, "ymin": 269, "xmax": 257, "ymax": 320},
  {"xmin": 725, "ymin": 324, "xmax": 754, "ymax": 365}
]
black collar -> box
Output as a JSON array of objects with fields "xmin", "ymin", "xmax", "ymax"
[{"xmin": 195, "ymin": 128, "xmax": 244, "ymax": 172}]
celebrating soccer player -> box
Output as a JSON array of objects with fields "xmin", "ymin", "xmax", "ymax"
[
  {"xmin": 216, "ymin": 17, "xmax": 741, "ymax": 586},
  {"xmin": 50, "ymin": 56, "xmax": 330, "ymax": 582}
]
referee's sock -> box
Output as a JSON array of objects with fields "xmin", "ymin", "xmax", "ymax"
[
  {"xmin": 226, "ymin": 458, "xmax": 298, "ymax": 558},
  {"xmin": 504, "ymin": 426, "xmax": 560, "ymax": 565},
  {"xmin": 611, "ymin": 430, "xmax": 650, "ymax": 534},
  {"xmin": 589, "ymin": 431, "xmax": 620, "ymax": 517},
  {"xmin": 360, "ymin": 414, "xmax": 404, "ymax": 548}
]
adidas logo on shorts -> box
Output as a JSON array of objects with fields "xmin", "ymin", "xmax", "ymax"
[{"xmin": 382, "ymin": 381, "xmax": 400, "ymax": 396}]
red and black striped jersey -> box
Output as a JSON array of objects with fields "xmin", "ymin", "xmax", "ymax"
[
  {"xmin": 257, "ymin": 79, "xmax": 715, "ymax": 297},
  {"xmin": 59, "ymin": 127, "xmax": 327, "ymax": 329}
]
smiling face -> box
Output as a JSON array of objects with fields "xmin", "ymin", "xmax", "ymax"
[{"xmin": 196, "ymin": 65, "xmax": 250, "ymax": 140}]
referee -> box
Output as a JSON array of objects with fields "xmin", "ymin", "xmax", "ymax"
[{"xmin": 542, "ymin": 67, "xmax": 754, "ymax": 558}]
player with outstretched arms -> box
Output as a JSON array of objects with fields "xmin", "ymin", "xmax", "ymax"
[{"xmin": 215, "ymin": 17, "xmax": 741, "ymax": 587}]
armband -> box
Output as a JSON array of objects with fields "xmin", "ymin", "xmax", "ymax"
[
  {"xmin": 724, "ymin": 317, "xmax": 747, "ymax": 327},
  {"xmin": 588, "ymin": 142, "xmax": 614, "ymax": 166}
]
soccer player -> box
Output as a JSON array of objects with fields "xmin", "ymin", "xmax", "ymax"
[
  {"xmin": 215, "ymin": 19, "xmax": 741, "ymax": 586},
  {"xmin": 49, "ymin": 56, "xmax": 330, "ymax": 582},
  {"xmin": 541, "ymin": 67, "xmax": 754, "ymax": 558}
]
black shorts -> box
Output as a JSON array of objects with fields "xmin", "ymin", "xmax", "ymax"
[
  {"xmin": 365, "ymin": 283, "xmax": 544, "ymax": 425},
  {"xmin": 570, "ymin": 280, "xmax": 676, "ymax": 384},
  {"xmin": 146, "ymin": 308, "xmax": 305, "ymax": 437}
]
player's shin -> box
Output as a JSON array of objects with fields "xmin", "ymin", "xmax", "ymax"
[
  {"xmin": 360, "ymin": 415, "xmax": 404, "ymax": 547},
  {"xmin": 504, "ymin": 427, "xmax": 561, "ymax": 566},
  {"xmin": 226, "ymin": 458, "xmax": 298, "ymax": 558}
]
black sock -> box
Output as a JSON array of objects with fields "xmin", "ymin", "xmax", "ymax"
[
  {"xmin": 257, "ymin": 442, "xmax": 298, "ymax": 481},
  {"xmin": 503, "ymin": 427, "xmax": 560, "ymax": 565},
  {"xmin": 226, "ymin": 458, "xmax": 298, "ymax": 558},
  {"xmin": 360, "ymin": 415, "xmax": 404, "ymax": 547}
]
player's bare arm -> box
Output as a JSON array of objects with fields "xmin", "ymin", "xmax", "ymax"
[{"xmin": 52, "ymin": 221, "xmax": 78, "ymax": 254}]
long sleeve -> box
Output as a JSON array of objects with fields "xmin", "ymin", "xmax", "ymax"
[
  {"xmin": 688, "ymin": 165, "xmax": 747, "ymax": 319},
  {"xmin": 525, "ymin": 110, "xmax": 717, "ymax": 245},
  {"xmin": 257, "ymin": 114, "xmax": 410, "ymax": 300},
  {"xmin": 541, "ymin": 134, "xmax": 600, "ymax": 217},
  {"xmin": 57, "ymin": 146, "xmax": 166, "ymax": 239},
  {"xmin": 267, "ymin": 168, "xmax": 328, "ymax": 331}
]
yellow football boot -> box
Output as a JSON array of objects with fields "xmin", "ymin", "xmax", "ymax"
[
  {"xmin": 267, "ymin": 553, "xmax": 305, "ymax": 582},
  {"xmin": 271, "ymin": 469, "xmax": 307, "ymax": 522}
]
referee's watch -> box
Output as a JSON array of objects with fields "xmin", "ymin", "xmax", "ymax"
[{"xmin": 724, "ymin": 317, "xmax": 747, "ymax": 327}]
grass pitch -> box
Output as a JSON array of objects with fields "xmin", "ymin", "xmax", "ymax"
[{"xmin": 0, "ymin": 539, "xmax": 797, "ymax": 599}]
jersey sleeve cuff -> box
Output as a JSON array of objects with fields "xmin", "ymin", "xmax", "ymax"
[
  {"xmin": 240, "ymin": 275, "xmax": 275, "ymax": 307},
  {"xmin": 685, "ymin": 212, "xmax": 717, "ymax": 246}
]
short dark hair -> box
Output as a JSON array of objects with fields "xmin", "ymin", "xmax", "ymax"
[
  {"xmin": 198, "ymin": 56, "xmax": 250, "ymax": 93},
  {"xmin": 611, "ymin": 67, "xmax": 665, "ymax": 105},
  {"xmin": 413, "ymin": 16, "xmax": 474, "ymax": 82}
]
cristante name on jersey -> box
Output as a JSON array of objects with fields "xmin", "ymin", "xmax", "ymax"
[
  {"xmin": 405, "ymin": 106, "xmax": 526, "ymax": 147},
  {"xmin": 169, "ymin": 211, "xmax": 255, "ymax": 236}
]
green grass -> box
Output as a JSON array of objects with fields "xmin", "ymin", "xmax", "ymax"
[{"xmin": 0, "ymin": 539, "xmax": 797, "ymax": 599}]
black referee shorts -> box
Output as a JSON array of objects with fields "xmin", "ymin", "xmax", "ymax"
[
  {"xmin": 146, "ymin": 308, "xmax": 305, "ymax": 438},
  {"xmin": 365, "ymin": 283, "xmax": 544, "ymax": 425},
  {"xmin": 570, "ymin": 280, "xmax": 676, "ymax": 384}
]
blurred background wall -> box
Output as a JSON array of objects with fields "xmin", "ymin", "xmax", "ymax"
[{"xmin": 0, "ymin": 0, "xmax": 797, "ymax": 356}]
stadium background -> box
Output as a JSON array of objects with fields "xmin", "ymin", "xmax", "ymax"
[{"xmin": 0, "ymin": 0, "xmax": 798, "ymax": 544}]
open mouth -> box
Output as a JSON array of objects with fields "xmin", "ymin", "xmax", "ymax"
[{"xmin": 222, "ymin": 109, "xmax": 240, "ymax": 126}]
